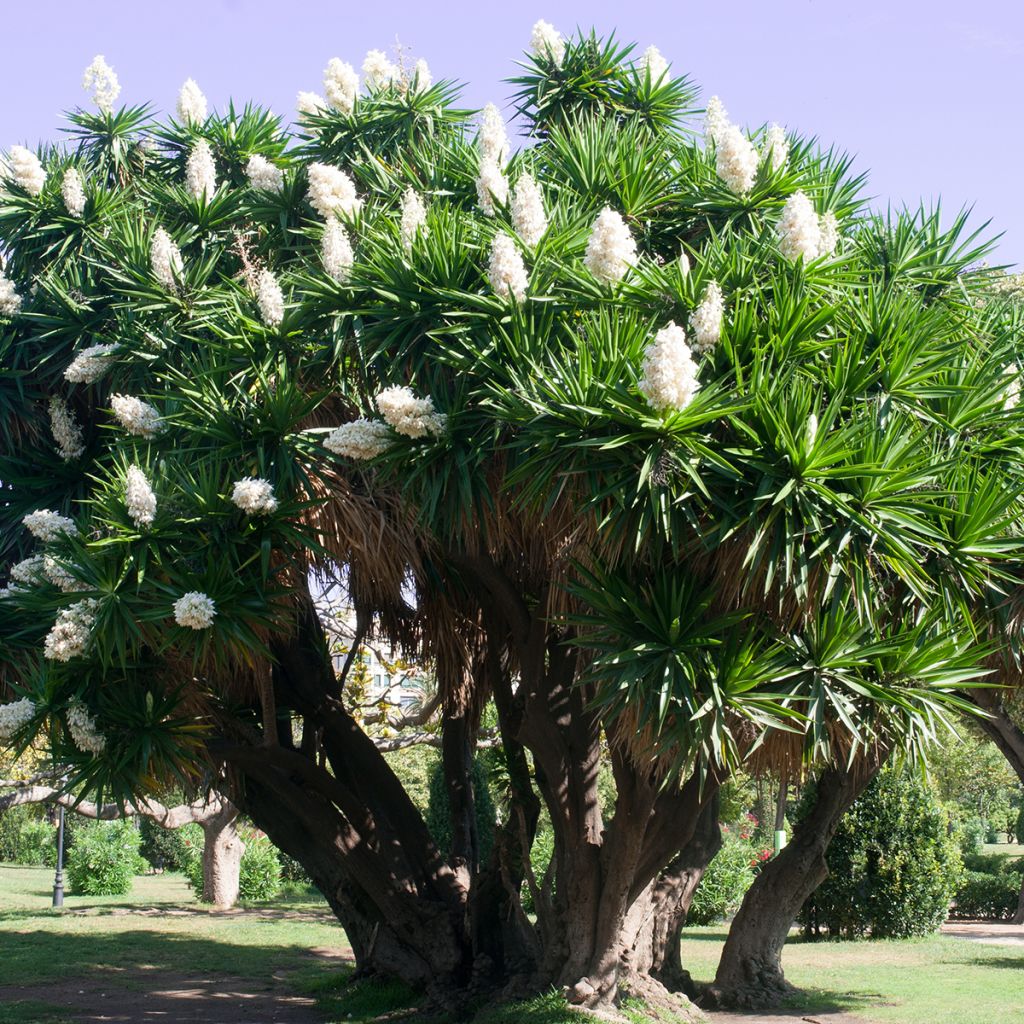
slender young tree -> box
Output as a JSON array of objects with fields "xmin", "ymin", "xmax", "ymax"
[{"xmin": 0, "ymin": 24, "xmax": 1019, "ymax": 1015}]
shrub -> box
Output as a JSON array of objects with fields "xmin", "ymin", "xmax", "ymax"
[
  {"xmin": 425, "ymin": 755, "xmax": 497, "ymax": 864},
  {"xmin": 65, "ymin": 820, "xmax": 143, "ymax": 896},
  {"xmin": 800, "ymin": 766, "xmax": 963, "ymax": 939},
  {"xmin": 957, "ymin": 816, "xmax": 987, "ymax": 857},
  {"xmin": 239, "ymin": 829, "xmax": 282, "ymax": 901},
  {"xmin": 951, "ymin": 870, "xmax": 1020, "ymax": 920},
  {"xmin": 688, "ymin": 826, "xmax": 758, "ymax": 925},
  {"xmin": 138, "ymin": 816, "xmax": 192, "ymax": 871},
  {"xmin": 0, "ymin": 806, "xmax": 54, "ymax": 865}
]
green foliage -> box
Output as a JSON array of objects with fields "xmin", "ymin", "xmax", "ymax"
[
  {"xmin": 951, "ymin": 870, "xmax": 1020, "ymax": 920},
  {"xmin": 0, "ymin": 806, "xmax": 56, "ymax": 865},
  {"xmin": 65, "ymin": 819, "xmax": 143, "ymax": 896},
  {"xmin": 238, "ymin": 829, "xmax": 282, "ymax": 901},
  {"xmin": 688, "ymin": 824, "xmax": 761, "ymax": 925},
  {"xmin": 383, "ymin": 747, "xmax": 438, "ymax": 813},
  {"xmin": 138, "ymin": 816, "xmax": 191, "ymax": 870},
  {"xmin": 425, "ymin": 754, "xmax": 497, "ymax": 863},
  {"xmin": 801, "ymin": 766, "xmax": 963, "ymax": 938}
]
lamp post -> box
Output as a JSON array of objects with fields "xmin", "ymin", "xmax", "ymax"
[{"xmin": 52, "ymin": 803, "xmax": 65, "ymax": 908}]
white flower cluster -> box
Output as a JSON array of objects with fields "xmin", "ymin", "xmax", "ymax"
[
  {"xmin": 762, "ymin": 123, "xmax": 789, "ymax": 173},
  {"xmin": 412, "ymin": 59, "xmax": 432, "ymax": 92},
  {"xmin": 690, "ymin": 281, "xmax": 724, "ymax": 352},
  {"xmin": 639, "ymin": 45, "xmax": 669, "ymax": 83},
  {"xmin": 777, "ymin": 193, "xmax": 840, "ymax": 261},
  {"xmin": 6, "ymin": 146, "xmax": 46, "ymax": 197},
  {"xmin": 297, "ymin": 91, "xmax": 327, "ymax": 116},
  {"xmin": 43, "ymin": 555, "xmax": 88, "ymax": 593},
  {"xmin": 307, "ymin": 163, "xmax": 362, "ymax": 219},
  {"xmin": 363, "ymin": 49, "xmax": 399, "ymax": 91},
  {"xmin": 478, "ymin": 103, "xmax": 509, "ymax": 165},
  {"xmin": 67, "ymin": 700, "xmax": 106, "ymax": 755},
  {"xmin": 125, "ymin": 465, "xmax": 157, "ymax": 528},
  {"xmin": 173, "ymin": 591, "xmax": 216, "ymax": 629},
  {"xmin": 716, "ymin": 124, "xmax": 759, "ymax": 195},
  {"xmin": 44, "ymin": 599, "xmax": 98, "ymax": 662},
  {"xmin": 324, "ymin": 419, "xmax": 393, "ymax": 459},
  {"xmin": 400, "ymin": 189, "xmax": 428, "ymax": 251},
  {"xmin": 231, "ymin": 477, "xmax": 278, "ymax": 515},
  {"xmin": 375, "ymin": 387, "xmax": 446, "ymax": 439},
  {"xmin": 177, "ymin": 78, "xmax": 208, "ymax": 125},
  {"xmin": 531, "ymin": 20, "xmax": 565, "ymax": 65},
  {"xmin": 65, "ymin": 344, "xmax": 116, "ymax": 383},
  {"xmin": 488, "ymin": 233, "xmax": 529, "ymax": 301},
  {"xmin": 0, "ymin": 270, "xmax": 22, "ymax": 316},
  {"xmin": 61, "ymin": 168, "xmax": 86, "ymax": 217},
  {"xmin": 585, "ymin": 208, "xmax": 637, "ymax": 284},
  {"xmin": 82, "ymin": 55, "xmax": 120, "ymax": 113},
  {"xmin": 324, "ymin": 58, "xmax": 359, "ymax": 114},
  {"xmin": 322, "ymin": 220, "xmax": 354, "ymax": 283},
  {"xmin": 10, "ymin": 556, "xmax": 44, "ymax": 585},
  {"xmin": 23, "ymin": 509, "xmax": 77, "ymax": 541},
  {"xmin": 704, "ymin": 96, "xmax": 730, "ymax": 146},
  {"xmin": 50, "ymin": 396, "xmax": 85, "ymax": 461},
  {"xmin": 257, "ymin": 269, "xmax": 285, "ymax": 326},
  {"xmin": 151, "ymin": 226, "xmax": 184, "ymax": 290},
  {"xmin": 0, "ymin": 698, "xmax": 35, "ymax": 742},
  {"xmin": 245, "ymin": 154, "xmax": 284, "ymax": 192},
  {"xmin": 1003, "ymin": 365, "xmax": 1020, "ymax": 412},
  {"xmin": 639, "ymin": 322, "xmax": 701, "ymax": 412},
  {"xmin": 110, "ymin": 394, "xmax": 161, "ymax": 437},
  {"xmin": 511, "ymin": 174, "xmax": 547, "ymax": 247},
  {"xmin": 186, "ymin": 139, "xmax": 217, "ymax": 199},
  {"xmin": 476, "ymin": 162, "xmax": 508, "ymax": 217}
]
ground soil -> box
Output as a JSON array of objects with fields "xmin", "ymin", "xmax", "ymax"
[{"xmin": 939, "ymin": 920, "xmax": 1024, "ymax": 946}]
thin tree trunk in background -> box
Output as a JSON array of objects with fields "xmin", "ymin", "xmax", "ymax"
[{"xmin": 199, "ymin": 800, "xmax": 245, "ymax": 908}]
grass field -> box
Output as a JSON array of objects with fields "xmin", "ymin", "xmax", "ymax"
[{"xmin": 0, "ymin": 863, "xmax": 1021, "ymax": 1023}]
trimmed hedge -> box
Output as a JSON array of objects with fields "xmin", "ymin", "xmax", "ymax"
[{"xmin": 951, "ymin": 870, "xmax": 1020, "ymax": 921}]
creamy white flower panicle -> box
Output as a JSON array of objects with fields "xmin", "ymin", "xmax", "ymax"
[
  {"xmin": 1003, "ymin": 365, "xmax": 1020, "ymax": 412},
  {"xmin": 65, "ymin": 344, "xmax": 116, "ymax": 383},
  {"xmin": 818, "ymin": 212, "xmax": 839, "ymax": 257},
  {"xmin": 716, "ymin": 125, "xmax": 759, "ymax": 195},
  {"xmin": 413, "ymin": 59, "xmax": 432, "ymax": 92},
  {"xmin": 245, "ymin": 154, "xmax": 284, "ymax": 192},
  {"xmin": 639, "ymin": 322, "xmax": 701, "ymax": 412},
  {"xmin": 322, "ymin": 219, "xmax": 354, "ymax": 283},
  {"xmin": 690, "ymin": 281, "xmax": 724, "ymax": 352},
  {"xmin": 324, "ymin": 419, "xmax": 394, "ymax": 459},
  {"xmin": 704, "ymin": 96, "xmax": 730, "ymax": 146},
  {"xmin": 82, "ymin": 55, "xmax": 120, "ymax": 113},
  {"xmin": 67, "ymin": 701, "xmax": 106, "ymax": 755},
  {"xmin": 777, "ymin": 191, "xmax": 822, "ymax": 261},
  {"xmin": 478, "ymin": 104, "xmax": 509, "ymax": 166},
  {"xmin": 0, "ymin": 270, "xmax": 22, "ymax": 316},
  {"xmin": 43, "ymin": 555, "xmax": 88, "ymax": 593},
  {"xmin": 476, "ymin": 161, "xmax": 508, "ymax": 217},
  {"xmin": 639, "ymin": 45, "xmax": 669, "ymax": 82},
  {"xmin": 531, "ymin": 20, "xmax": 566, "ymax": 65},
  {"xmin": 110, "ymin": 394, "xmax": 161, "ymax": 437},
  {"xmin": 49, "ymin": 396, "xmax": 85, "ymax": 461},
  {"xmin": 307, "ymin": 163, "xmax": 362, "ymax": 219},
  {"xmin": 231, "ymin": 478, "xmax": 278, "ymax": 514},
  {"xmin": 806, "ymin": 413, "xmax": 819, "ymax": 447},
  {"xmin": 177, "ymin": 79, "xmax": 208, "ymax": 125},
  {"xmin": 585, "ymin": 208, "xmax": 637, "ymax": 285},
  {"xmin": 151, "ymin": 227, "xmax": 184, "ymax": 290},
  {"xmin": 61, "ymin": 168, "xmax": 86, "ymax": 217},
  {"xmin": 10, "ymin": 556, "xmax": 45, "ymax": 585},
  {"xmin": 256, "ymin": 269, "xmax": 285, "ymax": 326},
  {"xmin": 324, "ymin": 58, "xmax": 359, "ymax": 115},
  {"xmin": 186, "ymin": 139, "xmax": 217, "ymax": 199},
  {"xmin": 375, "ymin": 387, "xmax": 446, "ymax": 439},
  {"xmin": 23, "ymin": 509, "xmax": 77, "ymax": 541},
  {"xmin": 400, "ymin": 189, "xmax": 428, "ymax": 251},
  {"xmin": 762, "ymin": 123, "xmax": 789, "ymax": 173},
  {"xmin": 363, "ymin": 49, "xmax": 398, "ymax": 91},
  {"xmin": 6, "ymin": 146, "xmax": 46, "ymax": 196},
  {"xmin": 173, "ymin": 591, "xmax": 217, "ymax": 629},
  {"xmin": 124, "ymin": 465, "xmax": 157, "ymax": 528},
  {"xmin": 511, "ymin": 174, "xmax": 548, "ymax": 247},
  {"xmin": 488, "ymin": 233, "xmax": 529, "ymax": 301},
  {"xmin": 0, "ymin": 699, "xmax": 35, "ymax": 742},
  {"xmin": 296, "ymin": 91, "xmax": 327, "ymax": 116},
  {"xmin": 44, "ymin": 599, "xmax": 98, "ymax": 662}
]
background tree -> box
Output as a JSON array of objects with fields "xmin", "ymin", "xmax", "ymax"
[{"xmin": 0, "ymin": 22, "xmax": 1018, "ymax": 1016}]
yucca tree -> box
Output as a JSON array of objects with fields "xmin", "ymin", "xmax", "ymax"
[{"xmin": 0, "ymin": 24, "xmax": 1020, "ymax": 1015}]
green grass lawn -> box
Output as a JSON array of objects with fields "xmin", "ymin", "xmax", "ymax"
[{"xmin": 0, "ymin": 863, "xmax": 1021, "ymax": 1023}]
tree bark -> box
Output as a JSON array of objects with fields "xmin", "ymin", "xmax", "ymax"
[
  {"xmin": 706, "ymin": 747, "xmax": 887, "ymax": 1009},
  {"xmin": 198, "ymin": 800, "xmax": 245, "ymax": 908}
]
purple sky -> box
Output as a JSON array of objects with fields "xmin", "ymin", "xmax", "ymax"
[{"xmin": 3, "ymin": 1, "xmax": 1021, "ymax": 266}]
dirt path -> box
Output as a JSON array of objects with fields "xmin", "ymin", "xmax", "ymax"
[
  {"xmin": 706, "ymin": 1012, "xmax": 871, "ymax": 1024},
  {"xmin": 941, "ymin": 920, "xmax": 1024, "ymax": 946}
]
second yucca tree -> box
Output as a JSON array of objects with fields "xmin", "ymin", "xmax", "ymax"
[{"xmin": 0, "ymin": 22, "xmax": 1019, "ymax": 1015}]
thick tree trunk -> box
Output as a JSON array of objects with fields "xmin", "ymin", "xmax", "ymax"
[
  {"xmin": 706, "ymin": 748, "xmax": 886, "ymax": 1009},
  {"xmin": 199, "ymin": 801, "xmax": 245, "ymax": 908}
]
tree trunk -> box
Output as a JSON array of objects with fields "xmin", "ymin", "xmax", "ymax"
[
  {"xmin": 199, "ymin": 801, "xmax": 245, "ymax": 908},
  {"xmin": 706, "ymin": 747, "xmax": 887, "ymax": 1009}
]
